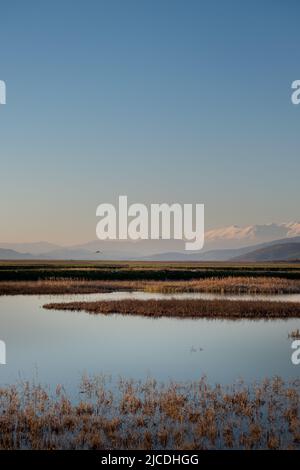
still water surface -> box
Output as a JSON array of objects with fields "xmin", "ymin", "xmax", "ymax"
[{"xmin": 0, "ymin": 292, "xmax": 299, "ymax": 394}]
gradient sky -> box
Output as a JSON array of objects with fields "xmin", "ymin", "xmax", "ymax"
[{"xmin": 0, "ymin": 0, "xmax": 299, "ymax": 244}]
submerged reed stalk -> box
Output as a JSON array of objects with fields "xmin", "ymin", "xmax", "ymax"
[{"xmin": 0, "ymin": 376, "xmax": 298, "ymax": 450}]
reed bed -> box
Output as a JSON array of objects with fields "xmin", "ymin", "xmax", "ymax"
[
  {"xmin": 0, "ymin": 376, "xmax": 298, "ymax": 449},
  {"xmin": 142, "ymin": 277, "xmax": 300, "ymax": 294},
  {"xmin": 0, "ymin": 279, "xmax": 126, "ymax": 296},
  {"xmin": 289, "ymin": 329, "xmax": 300, "ymax": 339},
  {"xmin": 43, "ymin": 298, "xmax": 300, "ymax": 319},
  {"xmin": 2, "ymin": 276, "xmax": 300, "ymax": 296}
]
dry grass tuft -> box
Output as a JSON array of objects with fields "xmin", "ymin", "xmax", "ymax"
[{"xmin": 0, "ymin": 376, "xmax": 298, "ymax": 450}]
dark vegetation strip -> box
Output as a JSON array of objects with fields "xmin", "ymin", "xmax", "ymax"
[
  {"xmin": 1, "ymin": 267, "xmax": 300, "ymax": 281},
  {"xmin": 43, "ymin": 298, "xmax": 300, "ymax": 319}
]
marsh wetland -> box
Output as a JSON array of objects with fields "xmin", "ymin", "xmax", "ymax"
[{"xmin": 0, "ymin": 261, "xmax": 299, "ymax": 449}]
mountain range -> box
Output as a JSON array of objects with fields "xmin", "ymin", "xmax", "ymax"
[{"xmin": 1, "ymin": 222, "xmax": 300, "ymax": 262}]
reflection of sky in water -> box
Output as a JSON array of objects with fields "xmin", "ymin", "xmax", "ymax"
[{"xmin": 0, "ymin": 293, "xmax": 299, "ymax": 395}]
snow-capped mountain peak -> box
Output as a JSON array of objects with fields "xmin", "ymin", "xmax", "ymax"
[{"xmin": 204, "ymin": 222, "xmax": 300, "ymax": 250}]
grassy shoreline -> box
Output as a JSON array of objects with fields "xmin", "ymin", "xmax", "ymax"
[
  {"xmin": 0, "ymin": 376, "xmax": 298, "ymax": 450},
  {"xmin": 1, "ymin": 276, "xmax": 300, "ymax": 296},
  {"xmin": 43, "ymin": 298, "xmax": 300, "ymax": 319},
  {"xmin": 1, "ymin": 260, "xmax": 300, "ymax": 282}
]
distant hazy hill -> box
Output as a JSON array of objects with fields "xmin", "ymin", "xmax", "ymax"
[
  {"xmin": 42, "ymin": 247, "xmax": 105, "ymax": 260},
  {"xmin": 0, "ymin": 242, "xmax": 59, "ymax": 255},
  {"xmin": 0, "ymin": 248, "xmax": 34, "ymax": 260},
  {"xmin": 1, "ymin": 222, "xmax": 300, "ymax": 261},
  {"xmin": 141, "ymin": 236, "xmax": 300, "ymax": 261},
  {"xmin": 231, "ymin": 242, "xmax": 300, "ymax": 262},
  {"xmin": 73, "ymin": 222, "xmax": 300, "ymax": 255},
  {"xmin": 141, "ymin": 248, "xmax": 248, "ymax": 262}
]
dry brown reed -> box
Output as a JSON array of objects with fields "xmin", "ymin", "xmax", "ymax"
[
  {"xmin": 0, "ymin": 376, "xmax": 298, "ymax": 449},
  {"xmin": 2, "ymin": 276, "xmax": 300, "ymax": 296},
  {"xmin": 43, "ymin": 298, "xmax": 300, "ymax": 319}
]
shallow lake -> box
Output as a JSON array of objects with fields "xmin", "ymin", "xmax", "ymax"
[{"xmin": 0, "ymin": 292, "xmax": 299, "ymax": 395}]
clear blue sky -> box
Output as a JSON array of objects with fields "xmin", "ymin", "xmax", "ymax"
[{"xmin": 0, "ymin": 0, "xmax": 299, "ymax": 244}]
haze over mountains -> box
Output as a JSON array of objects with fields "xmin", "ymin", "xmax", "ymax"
[
  {"xmin": 1, "ymin": 222, "xmax": 300, "ymax": 261},
  {"xmin": 232, "ymin": 242, "xmax": 300, "ymax": 262}
]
